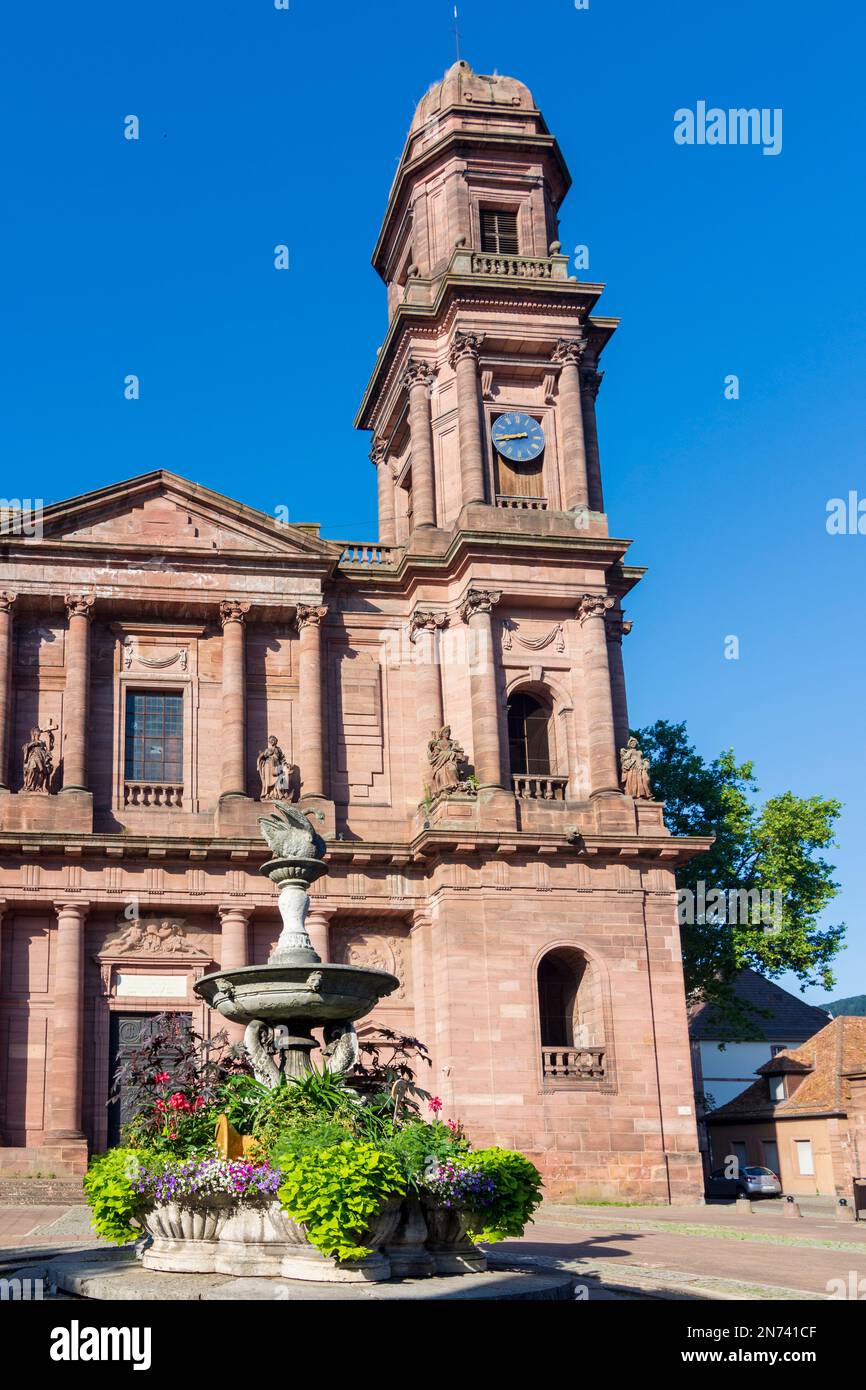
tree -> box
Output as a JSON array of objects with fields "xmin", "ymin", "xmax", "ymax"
[{"xmin": 634, "ymin": 720, "xmax": 844, "ymax": 1032}]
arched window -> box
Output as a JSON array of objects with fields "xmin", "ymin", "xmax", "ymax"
[
  {"xmin": 507, "ymin": 692, "xmax": 551, "ymax": 776},
  {"xmin": 537, "ymin": 947, "xmax": 607, "ymax": 1084}
]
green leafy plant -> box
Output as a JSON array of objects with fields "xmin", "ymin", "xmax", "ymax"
[
  {"xmin": 83, "ymin": 1148, "xmax": 144, "ymax": 1245},
  {"xmin": 463, "ymin": 1148, "xmax": 543, "ymax": 1243},
  {"xmin": 386, "ymin": 1118, "xmax": 469, "ymax": 1184},
  {"xmin": 275, "ymin": 1141, "xmax": 405, "ymax": 1261}
]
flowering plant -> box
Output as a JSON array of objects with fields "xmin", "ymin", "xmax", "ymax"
[
  {"xmin": 133, "ymin": 1155, "xmax": 281, "ymax": 1205},
  {"xmin": 420, "ymin": 1160, "xmax": 496, "ymax": 1212}
]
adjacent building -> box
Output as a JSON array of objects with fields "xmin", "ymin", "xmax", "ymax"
[{"xmin": 0, "ymin": 61, "xmax": 709, "ymax": 1201}]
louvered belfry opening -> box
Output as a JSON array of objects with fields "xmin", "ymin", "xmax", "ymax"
[{"xmin": 480, "ymin": 208, "xmax": 519, "ymax": 255}]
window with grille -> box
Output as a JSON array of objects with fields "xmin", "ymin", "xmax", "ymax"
[
  {"xmin": 480, "ymin": 209, "xmax": 519, "ymax": 255},
  {"xmin": 125, "ymin": 691, "xmax": 183, "ymax": 783}
]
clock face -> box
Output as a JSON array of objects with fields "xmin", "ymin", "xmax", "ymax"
[{"xmin": 491, "ymin": 411, "xmax": 545, "ymax": 463}]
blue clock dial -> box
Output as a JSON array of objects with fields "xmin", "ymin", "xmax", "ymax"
[{"xmin": 491, "ymin": 411, "xmax": 545, "ymax": 463}]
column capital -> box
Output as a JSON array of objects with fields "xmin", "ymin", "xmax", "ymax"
[
  {"xmin": 370, "ymin": 437, "xmax": 388, "ymax": 467},
  {"xmin": 605, "ymin": 612, "xmax": 633, "ymax": 644},
  {"xmin": 64, "ymin": 593, "xmax": 95, "ymax": 622},
  {"xmin": 409, "ymin": 609, "xmax": 449, "ymax": 643},
  {"xmin": 403, "ymin": 357, "xmax": 435, "ymax": 391},
  {"xmin": 219, "ymin": 599, "xmax": 251, "ymax": 628},
  {"xmin": 218, "ymin": 903, "xmax": 254, "ymax": 923},
  {"xmin": 53, "ymin": 899, "xmax": 90, "ymax": 919},
  {"xmin": 580, "ymin": 367, "xmax": 605, "ymax": 399},
  {"xmin": 460, "ymin": 588, "xmax": 502, "ymax": 624},
  {"xmin": 410, "ymin": 907, "xmax": 434, "ymax": 934},
  {"xmin": 449, "ymin": 330, "xmax": 484, "ymax": 369},
  {"xmin": 577, "ymin": 593, "xmax": 614, "ymax": 626},
  {"xmin": 305, "ymin": 907, "xmax": 337, "ymax": 924},
  {"xmin": 552, "ymin": 334, "xmax": 587, "ymax": 368},
  {"xmin": 296, "ymin": 603, "xmax": 328, "ymax": 631},
  {"xmin": 0, "ymin": 592, "xmax": 17, "ymax": 614}
]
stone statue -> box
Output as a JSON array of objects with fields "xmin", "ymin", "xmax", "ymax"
[
  {"xmin": 258, "ymin": 802, "xmax": 327, "ymax": 861},
  {"xmin": 322, "ymin": 1021, "xmax": 360, "ymax": 1076},
  {"xmin": 21, "ymin": 722, "xmax": 58, "ymax": 793},
  {"xmin": 256, "ymin": 735, "xmax": 295, "ymax": 802},
  {"xmin": 620, "ymin": 736, "xmax": 652, "ymax": 800},
  {"xmin": 426, "ymin": 725, "xmax": 464, "ymax": 795}
]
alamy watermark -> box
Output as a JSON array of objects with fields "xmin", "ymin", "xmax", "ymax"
[
  {"xmin": 677, "ymin": 880, "xmax": 783, "ymax": 932},
  {"xmin": 0, "ymin": 499, "xmax": 44, "ymax": 540},
  {"xmin": 674, "ymin": 102, "xmax": 782, "ymax": 157}
]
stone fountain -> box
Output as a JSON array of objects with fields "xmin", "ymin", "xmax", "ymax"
[{"xmin": 194, "ymin": 804, "xmax": 398, "ymax": 1083}]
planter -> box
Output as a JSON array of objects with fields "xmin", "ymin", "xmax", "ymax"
[
  {"xmin": 422, "ymin": 1196, "xmax": 487, "ymax": 1274},
  {"xmin": 141, "ymin": 1194, "xmax": 403, "ymax": 1282},
  {"xmin": 140, "ymin": 1199, "xmax": 232, "ymax": 1273},
  {"xmin": 384, "ymin": 1193, "xmax": 435, "ymax": 1278}
]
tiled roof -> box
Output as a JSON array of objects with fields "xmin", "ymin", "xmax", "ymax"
[
  {"xmin": 689, "ymin": 968, "xmax": 831, "ymax": 1041},
  {"xmin": 706, "ymin": 1016, "xmax": 866, "ymax": 1123}
]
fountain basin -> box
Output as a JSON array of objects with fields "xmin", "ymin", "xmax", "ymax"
[{"xmin": 194, "ymin": 962, "xmax": 399, "ymax": 1026}]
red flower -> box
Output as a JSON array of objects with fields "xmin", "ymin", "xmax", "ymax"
[
  {"xmin": 428, "ymin": 1096, "xmax": 443, "ymax": 1115},
  {"xmin": 153, "ymin": 1071, "xmax": 170, "ymax": 1085},
  {"xmin": 155, "ymin": 1100, "xmax": 166, "ymax": 1112}
]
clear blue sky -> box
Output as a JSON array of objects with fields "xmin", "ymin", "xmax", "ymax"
[{"xmin": 2, "ymin": 1, "xmax": 863, "ymax": 1003}]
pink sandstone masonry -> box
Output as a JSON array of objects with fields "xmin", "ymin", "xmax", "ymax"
[{"xmin": 0, "ymin": 60, "xmax": 709, "ymax": 1203}]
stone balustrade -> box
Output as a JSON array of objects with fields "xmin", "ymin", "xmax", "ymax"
[
  {"xmin": 337, "ymin": 542, "xmax": 402, "ymax": 568},
  {"xmin": 495, "ymin": 494, "xmax": 548, "ymax": 511},
  {"xmin": 541, "ymin": 1046, "xmax": 606, "ymax": 1082},
  {"xmin": 470, "ymin": 252, "xmax": 556, "ymax": 279},
  {"xmin": 512, "ymin": 773, "xmax": 568, "ymax": 801},
  {"xmin": 124, "ymin": 781, "xmax": 184, "ymax": 809}
]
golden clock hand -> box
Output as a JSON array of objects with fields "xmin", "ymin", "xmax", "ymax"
[{"xmin": 494, "ymin": 432, "xmax": 529, "ymax": 441}]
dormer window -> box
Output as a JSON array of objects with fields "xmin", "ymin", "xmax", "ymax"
[
  {"xmin": 770, "ymin": 1076, "xmax": 786, "ymax": 1102},
  {"xmin": 480, "ymin": 209, "xmax": 519, "ymax": 255}
]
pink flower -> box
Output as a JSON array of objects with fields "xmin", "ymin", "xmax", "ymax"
[
  {"xmin": 428, "ymin": 1096, "xmax": 443, "ymax": 1115},
  {"xmin": 154, "ymin": 1071, "xmax": 170, "ymax": 1084}
]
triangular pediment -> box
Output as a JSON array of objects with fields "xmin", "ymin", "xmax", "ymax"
[{"xmin": 39, "ymin": 471, "xmax": 335, "ymax": 562}]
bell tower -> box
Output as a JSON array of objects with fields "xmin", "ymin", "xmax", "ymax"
[{"xmin": 356, "ymin": 60, "xmax": 616, "ymax": 541}]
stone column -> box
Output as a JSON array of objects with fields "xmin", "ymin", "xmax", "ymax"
[
  {"xmin": 0, "ymin": 593, "xmax": 17, "ymax": 791},
  {"xmin": 449, "ymin": 332, "xmax": 486, "ymax": 506},
  {"xmin": 62, "ymin": 594, "xmax": 94, "ymax": 793},
  {"xmin": 553, "ymin": 338, "xmax": 589, "ymax": 512},
  {"xmin": 404, "ymin": 359, "xmax": 436, "ymax": 529},
  {"xmin": 218, "ymin": 904, "xmax": 253, "ymax": 1040},
  {"xmin": 297, "ymin": 603, "xmax": 328, "ymax": 799},
  {"xmin": 577, "ymin": 595, "xmax": 621, "ymax": 798},
  {"xmin": 372, "ymin": 440, "xmax": 396, "ymax": 546},
  {"xmin": 306, "ymin": 909, "xmax": 335, "ymax": 963},
  {"xmin": 460, "ymin": 589, "xmax": 504, "ymax": 791},
  {"xmin": 580, "ymin": 362, "xmax": 605, "ymax": 513},
  {"xmin": 48, "ymin": 900, "xmax": 89, "ymax": 1138},
  {"xmin": 410, "ymin": 610, "xmax": 447, "ymax": 790},
  {"xmin": 219, "ymin": 600, "xmax": 251, "ymax": 799},
  {"xmin": 606, "ymin": 609, "xmax": 633, "ymax": 761}
]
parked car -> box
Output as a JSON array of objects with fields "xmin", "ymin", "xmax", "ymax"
[{"xmin": 706, "ymin": 1165, "xmax": 782, "ymax": 1199}]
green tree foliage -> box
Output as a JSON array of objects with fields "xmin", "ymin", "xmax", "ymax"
[{"xmin": 634, "ymin": 720, "xmax": 844, "ymax": 1028}]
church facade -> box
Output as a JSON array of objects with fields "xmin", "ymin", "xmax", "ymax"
[{"xmin": 0, "ymin": 62, "xmax": 707, "ymax": 1202}]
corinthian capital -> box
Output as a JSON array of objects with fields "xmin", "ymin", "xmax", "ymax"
[
  {"xmin": 0, "ymin": 592, "xmax": 17, "ymax": 614},
  {"xmin": 605, "ymin": 612, "xmax": 633, "ymax": 644},
  {"xmin": 577, "ymin": 593, "xmax": 614, "ymax": 625},
  {"xmin": 403, "ymin": 358, "xmax": 435, "ymax": 391},
  {"xmin": 370, "ymin": 438, "xmax": 388, "ymax": 468},
  {"xmin": 409, "ymin": 609, "xmax": 448, "ymax": 643},
  {"xmin": 296, "ymin": 603, "xmax": 328, "ymax": 631},
  {"xmin": 448, "ymin": 331, "xmax": 484, "ymax": 369},
  {"xmin": 552, "ymin": 335, "xmax": 586, "ymax": 368},
  {"xmin": 460, "ymin": 588, "xmax": 502, "ymax": 623},
  {"xmin": 65, "ymin": 593, "xmax": 95, "ymax": 621},
  {"xmin": 219, "ymin": 599, "xmax": 251, "ymax": 628},
  {"xmin": 580, "ymin": 367, "xmax": 604, "ymax": 399}
]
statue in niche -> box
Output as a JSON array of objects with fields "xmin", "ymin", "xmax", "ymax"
[
  {"xmin": 620, "ymin": 736, "xmax": 653, "ymax": 800},
  {"xmin": 257, "ymin": 735, "xmax": 296, "ymax": 802},
  {"xmin": 426, "ymin": 725, "xmax": 466, "ymax": 796},
  {"xmin": 21, "ymin": 721, "xmax": 58, "ymax": 793}
]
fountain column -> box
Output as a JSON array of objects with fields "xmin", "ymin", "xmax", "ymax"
[
  {"xmin": 62, "ymin": 594, "xmax": 94, "ymax": 792},
  {"xmin": 48, "ymin": 899, "xmax": 88, "ymax": 1138},
  {"xmin": 297, "ymin": 603, "xmax": 328, "ymax": 800},
  {"xmin": 0, "ymin": 593, "xmax": 16, "ymax": 791}
]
